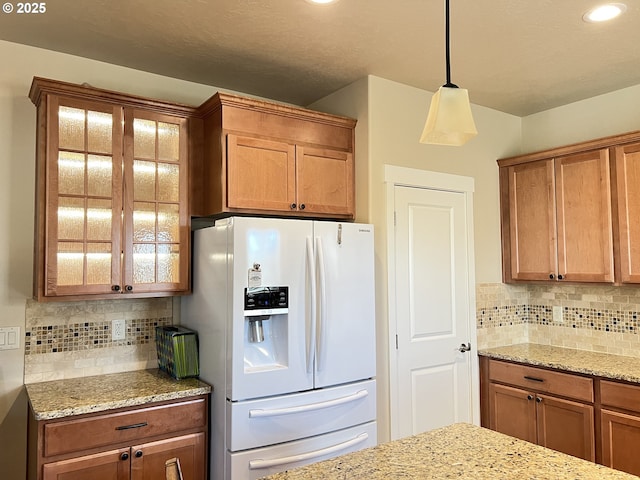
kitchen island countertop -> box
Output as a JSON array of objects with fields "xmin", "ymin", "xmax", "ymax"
[
  {"xmin": 260, "ymin": 423, "xmax": 637, "ymax": 479},
  {"xmin": 26, "ymin": 368, "xmax": 211, "ymax": 420},
  {"xmin": 479, "ymin": 343, "xmax": 640, "ymax": 383}
]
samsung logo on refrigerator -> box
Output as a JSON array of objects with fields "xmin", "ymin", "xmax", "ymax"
[{"xmin": 358, "ymin": 228, "xmax": 371, "ymax": 233}]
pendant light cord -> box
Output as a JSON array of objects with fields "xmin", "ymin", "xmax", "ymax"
[{"xmin": 444, "ymin": 0, "xmax": 458, "ymax": 88}]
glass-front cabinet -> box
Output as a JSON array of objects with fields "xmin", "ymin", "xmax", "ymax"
[{"xmin": 30, "ymin": 78, "xmax": 192, "ymax": 300}]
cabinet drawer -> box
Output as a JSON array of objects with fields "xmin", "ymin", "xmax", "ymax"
[
  {"xmin": 44, "ymin": 398, "xmax": 206, "ymax": 457},
  {"xmin": 600, "ymin": 380, "xmax": 640, "ymax": 413},
  {"xmin": 488, "ymin": 360, "xmax": 593, "ymax": 402}
]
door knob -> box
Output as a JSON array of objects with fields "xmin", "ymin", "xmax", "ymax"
[{"xmin": 458, "ymin": 342, "xmax": 471, "ymax": 353}]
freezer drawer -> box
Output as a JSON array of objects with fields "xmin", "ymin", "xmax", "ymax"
[
  {"xmin": 227, "ymin": 379, "xmax": 376, "ymax": 451},
  {"xmin": 226, "ymin": 421, "xmax": 377, "ymax": 480}
]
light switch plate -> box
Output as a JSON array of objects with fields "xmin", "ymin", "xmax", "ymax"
[{"xmin": 0, "ymin": 326, "xmax": 20, "ymax": 351}]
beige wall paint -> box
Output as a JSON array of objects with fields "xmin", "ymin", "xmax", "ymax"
[{"xmin": 522, "ymin": 84, "xmax": 640, "ymax": 152}]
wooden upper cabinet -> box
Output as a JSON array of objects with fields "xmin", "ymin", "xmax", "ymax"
[
  {"xmin": 504, "ymin": 159, "xmax": 557, "ymax": 281},
  {"xmin": 296, "ymin": 145, "xmax": 354, "ymax": 216},
  {"xmin": 554, "ymin": 149, "xmax": 613, "ymax": 283},
  {"xmin": 226, "ymin": 134, "xmax": 296, "ymax": 211},
  {"xmin": 43, "ymin": 96, "xmax": 125, "ymax": 297},
  {"xmin": 614, "ymin": 142, "xmax": 640, "ymax": 283},
  {"xmin": 30, "ymin": 77, "xmax": 195, "ymax": 300},
  {"xmin": 193, "ymin": 93, "xmax": 356, "ymax": 220},
  {"xmin": 499, "ymin": 139, "xmax": 618, "ymax": 284}
]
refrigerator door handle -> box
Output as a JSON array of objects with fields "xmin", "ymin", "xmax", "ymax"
[
  {"xmin": 315, "ymin": 236, "xmax": 327, "ymax": 372},
  {"xmin": 248, "ymin": 432, "xmax": 369, "ymax": 470},
  {"xmin": 248, "ymin": 389, "xmax": 369, "ymax": 418},
  {"xmin": 306, "ymin": 236, "xmax": 317, "ymax": 374}
]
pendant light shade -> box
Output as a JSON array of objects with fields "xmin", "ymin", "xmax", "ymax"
[
  {"xmin": 420, "ymin": 0, "xmax": 477, "ymax": 146},
  {"xmin": 420, "ymin": 86, "xmax": 477, "ymax": 146}
]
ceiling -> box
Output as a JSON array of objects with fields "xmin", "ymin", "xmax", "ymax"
[{"xmin": 1, "ymin": 0, "xmax": 639, "ymax": 116}]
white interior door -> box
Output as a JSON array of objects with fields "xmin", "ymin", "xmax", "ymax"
[{"xmin": 389, "ymin": 176, "xmax": 477, "ymax": 440}]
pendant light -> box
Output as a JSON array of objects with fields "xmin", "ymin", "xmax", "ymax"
[{"xmin": 420, "ymin": 0, "xmax": 477, "ymax": 146}]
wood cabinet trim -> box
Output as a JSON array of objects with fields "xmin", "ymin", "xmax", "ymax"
[
  {"xmin": 197, "ymin": 92, "xmax": 357, "ymax": 129},
  {"xmin": 497, "ymin": 130, "xmax": 640, "ymax": 168},
  {"xmin": 30, "ymin": 77, "xmax": 198, "ymax": 118}
]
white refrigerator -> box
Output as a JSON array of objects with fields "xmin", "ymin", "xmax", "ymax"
[{"xmin": 181, "ymin": 216, "xmax": 377, "ymax": 480}]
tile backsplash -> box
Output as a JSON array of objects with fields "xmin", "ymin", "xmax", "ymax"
[
  {"xmin": 477, "ymin": 283, "xmax": 640, "ymax": 358},
  {"xmin": 23, "ymin": 297, "xmax": 173, "ymax": 383}
]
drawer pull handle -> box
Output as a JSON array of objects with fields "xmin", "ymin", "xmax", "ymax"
[
  {"xmin": 524, "ymin": 376, "xmax": 544, "ymax": 383},
  {"xmin": 116, "ymin": 422, "xmax": 148, "ymax": 431},
  {"xmin": 249, "ymin": 390, "xmax": 368, "ymax": 418}
]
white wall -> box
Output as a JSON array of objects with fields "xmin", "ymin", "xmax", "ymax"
[{"xmin": 0, "ymin": 39, "xmax": 224, "ymax": 480}]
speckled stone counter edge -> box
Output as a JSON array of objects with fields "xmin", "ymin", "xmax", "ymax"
[
  {"xmin": 260, "ymin": 423, "xmax": 638, "ymax": 480},
  {"xmin": 26, "ymin": 369, "xmax": 212, "ymax": 420},
  {"xmin": 479, "ymin": 343, "xmax": 640, "ymax": 383}
]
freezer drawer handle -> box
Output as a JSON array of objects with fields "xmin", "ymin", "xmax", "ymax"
[
  {"xmin": 248, "ymin": 432, "xmax": 369, "ymax": 470},
  {"xmin": 248, "ymin": 390, "xmax": 369, "ymax": 418}
]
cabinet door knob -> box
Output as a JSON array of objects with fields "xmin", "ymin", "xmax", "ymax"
[
  {"xmin": 558, "ymin": 274, "xmax": 564, "ymax": 280},
  {"xmin": 299, "ymin": 203, "xmax": 306, "ymax": 210},
  {"xmin": 121, "ymin": 452, "xmax": 129, "ymax": 461},
  {"xmin": 536, "ymin": 397, "xmax": 542, "ymax": 403},
  {"xmin": 549, "ymin": 274, "xmax": 555, "ymax": 280},
  {"xmin": 135, "ymin": 450, "xmax": 143, "ymax": 458},
  {"xmin": 527, "ymin": 394, "xmax": 533, "ymax": 401},
  {"xmin": 290, "ymin": 203, "xmax": 297, "ymax": 210},
  {"xmin": 125, "ymin": 285, "xmax": 133, "ymax": 292},
  {"xmin": 112, "ymin": 285, "xmax": 121, "ymax": 292}
]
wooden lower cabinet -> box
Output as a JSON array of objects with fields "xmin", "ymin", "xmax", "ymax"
[
  {"xmin": 42, "ymin": 433, "xmax": 204, "ymax": 480},
  {"xmin": 536, "ymin": 394, "xmax": 594, "ymax": 460},
  {"xmin": 599, "ymin": 378, "xmax": 640, "ymax": 475},
  {"xmin": 601, "ymin": 409, "xmax": 640, "ymax": 476},
  {"xmin": 29, "ymin": 396, "xmax": 208, "ymax": 480},
  {"xmin": 130, "ymin": 433, "xmax": 205, "ymax": 480},
  {"xmin": 482, "ymin": 356, "xmax": 640, "ymax": 475},
  {"xmin": 488, "ymin": 383, "xmax": 594, "ymax": 460},
  {"xmin": 42, "ymin": 448, "xmax": 130, "ymax": 480}
]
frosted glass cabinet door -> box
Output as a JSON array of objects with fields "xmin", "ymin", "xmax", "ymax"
[
  {"xmin": 122, "ymin": 109, "xmax": 189, "ymax": 293},
  {"xmin": 45, "ymin": 97, "xmax": 123, "ymax": 296},
  {"xmin": 31, "ymin": 78, "xmax": 194, "ymax": 300}
]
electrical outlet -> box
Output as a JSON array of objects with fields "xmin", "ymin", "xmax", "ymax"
[
  {"xmin": 112, "ymin": 319, "xmax": 126, "ymax": 341},
  {"xmin": 553, "ymin": 306, "xmax": 563, "ymax": 323}
]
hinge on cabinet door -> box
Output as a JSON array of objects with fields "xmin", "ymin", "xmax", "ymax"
[{"xmin": 396, "ymin": 334, "xmax": 399, "ymax": 350}]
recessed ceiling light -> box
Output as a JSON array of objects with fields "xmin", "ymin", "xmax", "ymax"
[
  {"xmin": 583, "ymin": 3, "xmax": 627, "ymax": 22},
  {"xmin": 305, "ymin": 0, "xmax": 340, "ymax": 5}
]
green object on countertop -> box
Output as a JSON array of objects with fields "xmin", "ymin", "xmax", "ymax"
[{"xmin": 156, "ymin": 326, "xmax": 200, "ymax": 379}]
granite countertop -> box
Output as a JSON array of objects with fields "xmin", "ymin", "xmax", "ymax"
[
  {"xmin": 26, "ymin": 369, "xmax": 211, "ymax": 420},
  {"xmin": 479, "ymin": 343, "xmax": 640, "ymax": 383},
  {"xmin": 260, "ymin": 423, "xmax": 636, "ymax": 480}
]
